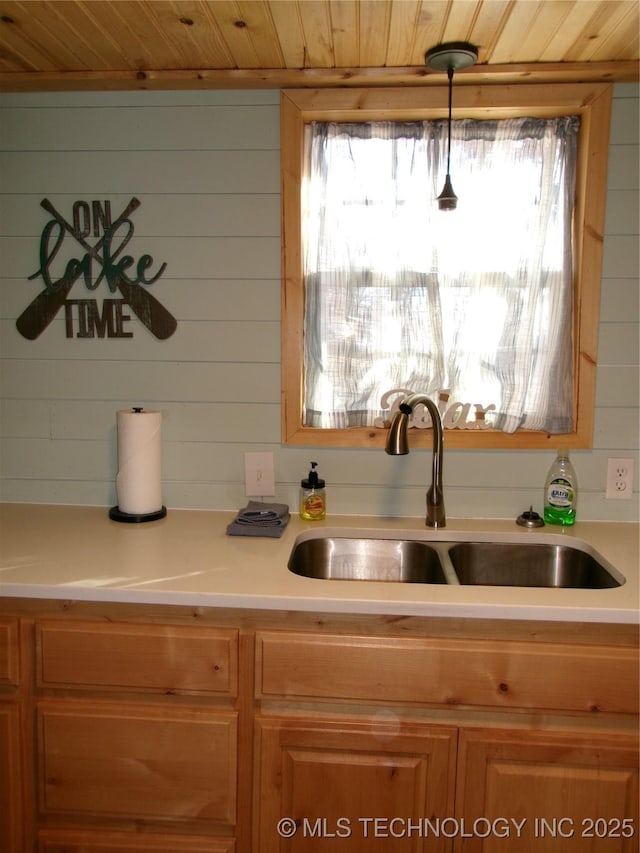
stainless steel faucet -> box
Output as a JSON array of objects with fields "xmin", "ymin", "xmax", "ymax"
[{"xmin": 385, "ymin": 393, "xmax": 446, "ymax": 528}]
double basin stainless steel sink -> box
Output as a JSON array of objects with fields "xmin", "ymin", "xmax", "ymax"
[{"xmin": 288, "ymin": 532, "xmax": 624, "ymax": 589}]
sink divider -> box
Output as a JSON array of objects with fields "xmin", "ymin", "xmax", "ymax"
[{"xmin": 431, "ymin": 544, "xmax": 461, "ymax": 585}]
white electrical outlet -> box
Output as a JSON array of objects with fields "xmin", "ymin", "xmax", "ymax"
[
  {"xmin": 605, "ymin": 457, "xmax": 634, "ymax": 500},
  {"xmin": 244, "ymin": 452, "xmax": 275, "ymax": 497}
]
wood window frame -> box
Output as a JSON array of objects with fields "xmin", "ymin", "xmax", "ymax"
[{"xmin": 281, "ymin": 83, "xmax": 612, "ymax": 450}]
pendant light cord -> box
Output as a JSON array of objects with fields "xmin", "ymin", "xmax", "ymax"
[{"xmin": 446, "ymin": 65, "xmax": 454, "ymax": 175}]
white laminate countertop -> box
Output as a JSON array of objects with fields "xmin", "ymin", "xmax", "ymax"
[{"xmin": 0, "ymin": 503, "xmax": 638, "ymax": 624}]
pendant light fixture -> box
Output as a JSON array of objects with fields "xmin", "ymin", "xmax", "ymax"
[{"xmin": 425, "ymin": 41, "xmax": 478, "ymax": 210}]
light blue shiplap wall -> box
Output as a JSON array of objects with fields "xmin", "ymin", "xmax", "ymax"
[{"xmin": 0, "ymin": 84, "xmax": 638, "ymax": 521}]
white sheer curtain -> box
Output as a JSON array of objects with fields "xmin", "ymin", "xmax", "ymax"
[{"xmin": 302, "ymin": 116, "xmax": 579, "ymax": 433}]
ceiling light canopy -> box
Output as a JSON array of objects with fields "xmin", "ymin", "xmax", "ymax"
[{"xmin": 424, "ymin": 42, "xmax": 478, "ymax": 73}]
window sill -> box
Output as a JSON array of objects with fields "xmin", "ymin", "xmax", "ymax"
[{"xmin": 284, "ymin": 424, "xmax": 591, "ymax": 450}]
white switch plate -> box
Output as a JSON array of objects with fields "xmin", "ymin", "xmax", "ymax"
[
  {"xmin": 244, "ymin": 452, "xmax": 275, "ymax": 497},
  {"xmin": 605, "ymin": 457, "xmax": 634, "ymax": 500}
]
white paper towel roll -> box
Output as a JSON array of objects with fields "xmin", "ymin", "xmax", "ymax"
[{"xmin": 115, "ymin": 409, "xmax": 163, "ymax": 515}]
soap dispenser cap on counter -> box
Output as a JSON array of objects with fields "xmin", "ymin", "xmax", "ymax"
[
  {"xmin": 301, "ymin": 461, "xmax": 325, "ymax": 488},
  {"xmin": 516, "ymin": 506, "xmax": 545, "ymax": 528}
]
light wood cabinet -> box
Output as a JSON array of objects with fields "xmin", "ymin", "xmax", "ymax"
[
  {"xmin": 30, "ymin": 618, "xmax": 239, "ymax": 850},
  {"xmin": 256, "ymin": 629, "xmax": 639, "ymax": 713},
  {"xmin": 0, "ymin": 616, "xmax": 22, "ymax": 853},
  {"xmin": 253, "ymin": 720, "xmax": 639, "ymax": 853},
  {"xmin": 456, "ymin": 728, "xmax": 639, "ymax": 852},
  {"xmin": 36, "ymin": 620, "xmax": 238, "ymax": 695},
  {"xmin": 254, "ymin": 627, "xmax": 639, "ymax": 851},
  {"xmin": 0, "ymin": 616, "xmax": 20, "ymax": 688},
  {"xmin": 0, "ymin": 703, "xmax": 23, "ymax": 852},
  {"xmin": 0, "ymin": 601, "xmax": 637, "ymax": 852},
  {"xmin": 38, "ymin": 829, "xmax": 235, "ymax": 852},
  {"xmin": 254, "ymin": 716, "xmax": 457, "ymax": 852},
  {"xmin": 38, "ymin": 701, "xmax": 237, "ymax": 823}
]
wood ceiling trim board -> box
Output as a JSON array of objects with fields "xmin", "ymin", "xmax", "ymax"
[
  {"xmin": 0, "ymin": 28, "xmax": 49, "ymax": 73},
  {"xmin": 128, "ymin": 0, "xmax": 198, "ymax": 70},
  {"xmin": 468, "ymin": 0, "xmax": 513, "ymax": 64},
  {"xmin": 538, "ymin": 0, "xmax": 603, "ymax": 63},
  {"xmin": 441, "ymin": 0, "xmax": 483, "ymax": 46},
  {"xmin": 55, "ymin": 0, "xmax": 138, "ymax": 71},
  {"xmin": 133, "ymin": 0, "xmax": 197, "ymax": 69},
  {"xmin": 489, "ymin": 0, "xmax": 549, "ymax": 64},
  {"xmin": 570, "ymin": 0, "xmax": 640, "ymax": 63},
  {"xmin": 206, "ymin": 0, "xmax": 262, "ymax": 69},
  {"xmin": 174, "ymin": 1, "xmax": 236, "ymax": 70},
  {"xmin": 328, "ymin": 0, "xmax": 359, "ymax": 70},
  {"xmin": 587, "ymin": 10, "xmax": 640, "ymax": 64},
  {"xmin": 385, "ymin": 0, "xmax": 421, "ymax": 68},
  {"xmin": 509, "ymin": 0, "xmax": 577, "ymax": 64},
  {"xmin": 408, "ymin": 1, "xmax": 451, "ymax": 67},
  {"xmin": 4, "ymin": 0, "xmax": 100, "ymax": 72},
  {"xmin": 589, "ymin": 20, "xmax": 639, "ymax": 62},
  {"xmin": 71, "ymin": 0, "xmax": 147, "ymax": 71},
  {"xmin": 0, "ymin": 0, "xmax": 639, "ymax": 79},
  {"xmin": 358, "ymin": 0, "xmax": 392, "ymax": 67},
  {"xmin": 267, "ymin": 0, "xmax": 305, "ymax": 68},
  {"xmin": 0, "ymin": 2, "xmax": 66, "ymax": 72},
  {"xmin": 0, "ymin": 47, "xmax": 37, "ymax": 75},
  {"xmin": 0, "ymin": 59, "xmax": 636, "ymax": 93},
  {"xmin": 556, "ymin": 0, "xmax": 629, "ymax": 63},
  {"xmin": 233, "ymin": 1, "xmax": 286, "ymax": 69},
  {"xmin": 600, "ymin": 17, "xmax": 640, "ymax": 65},
  {"xmin": 76, "ymin": 0, "xmax": 161, "ymax": 72},
  {"xmin": 297, "ymin": 0, "xmax": 335, "ymax": 68}
]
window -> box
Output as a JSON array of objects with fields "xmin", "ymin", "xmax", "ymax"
[{"xmin": 281, "ymin": 84, "xmax": 612, "ymax": 449}]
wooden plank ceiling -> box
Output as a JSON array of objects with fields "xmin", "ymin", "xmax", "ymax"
[{"xmin": 0, "ymin": 0, "xmax": 638, "ymax": 91}]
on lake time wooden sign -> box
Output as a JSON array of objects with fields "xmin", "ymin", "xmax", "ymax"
[{"xmin": 16, "ymin": 197, "xmax": 177, "ymax": 341}]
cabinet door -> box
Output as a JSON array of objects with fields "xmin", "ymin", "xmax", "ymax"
[
  {"xmin": 456, "ymin": 728, "xmax": 639, "ymax": 852},
  {"xmin": 0, "ymin": 617, "xmax": 20, "ymax": 688},
  {"xmin": 0, "ymin": 704, "xmax": 22, "ymax": 853},
  {"xmin": 254, "ymin": 716, "xmax": 457, "ymax": 852},
  {"xmin": 0, "ymin": 618, "xmax": 21, "ymax": 853}
]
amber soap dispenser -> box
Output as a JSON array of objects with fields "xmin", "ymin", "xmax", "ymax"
[{"xmin": 300, "ymin": 461, "xmax": 326, "ymax": 520}]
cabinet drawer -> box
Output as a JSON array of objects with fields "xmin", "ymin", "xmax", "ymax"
[
  {"xmin": 0, "ymin": 617, "xmax": 19, "ymax": 687},
  {"xmin": 38, "ymin": 701, "xmax": 237, "ymax": 825},
  {"xmin": 37, "ymin": 621, "xmax": 237, "ymax": 695},
  {"xmin": 257, "ymin": 631, "xmax": 639, "ymax": 714}
]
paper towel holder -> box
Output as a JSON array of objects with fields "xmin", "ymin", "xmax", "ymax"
[
  {"xmin": 109, "ymin": 406, "xmax": 167, "ymax": 523},
  {"xmin": 109, "ymin": 505, "xmax": 167, "ymax": 523}
]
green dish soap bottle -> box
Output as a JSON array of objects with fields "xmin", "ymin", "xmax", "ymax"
[
  {"xmin": 300, "ymin": 461, "xmax": 326, "ymax": 520},
  {"xmin": 544, "ymin": 448, "xmax": 577, "ymax": 526}
]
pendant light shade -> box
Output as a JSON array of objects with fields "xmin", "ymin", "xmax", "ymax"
[
  {"xmin": 436, "ymin": 173, "xmax": 458, "ymax": 211},
  {"xmin": 425, "ymin": 42, "xmax": 478, "ymax": 211}
]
